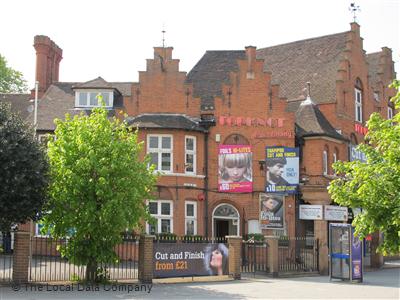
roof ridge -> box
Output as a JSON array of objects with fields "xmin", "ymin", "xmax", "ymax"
[{"xmin": 258, "ymin": 31, "xmax": 349, "ymax": 51}]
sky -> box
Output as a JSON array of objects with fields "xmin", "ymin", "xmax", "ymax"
[{"xmin": 1, "ymin": 0, "xmax": 399, "ymax": 90}]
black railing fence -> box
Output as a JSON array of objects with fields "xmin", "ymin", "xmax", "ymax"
[
  {"xmin": 278, "ymin": 236, "xmax": 319, "ymax": 273},
  {"xmin": 241, "ymin": 239, "xmax": 269, "ymax": 275},
  {"xmin": 0, "ymin": 232, "xmax": 14, "ymax": 282},
  {"xmin": 29, "ymin": 234, "xmax": 139, "ymax": 282}
]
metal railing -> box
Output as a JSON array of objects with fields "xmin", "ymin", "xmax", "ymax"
[
  {"xmin": 241, "ymin": 240, "xmax": 269, "ymax": 275},
  {"xmin": 278, "ymin": 236, "xmax": 319, "ymax": 273},
  {"xmin": 0, "ymin": 232, "xmax": 14, "ymax": 282},
  {"xmin": 29, "ymin": 234, "xmax": 139, "ymax": 282}
]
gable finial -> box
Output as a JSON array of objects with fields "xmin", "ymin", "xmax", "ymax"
[{"xmin": 349, "ymin": 2, "xmax": 361, "ymax": 23}]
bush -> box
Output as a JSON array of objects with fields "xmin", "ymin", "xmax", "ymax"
[{"xmin": 244, "ymin": 233, "xmax": 264, "ymax": 242}]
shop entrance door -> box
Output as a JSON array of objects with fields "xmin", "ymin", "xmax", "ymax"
[{"xmin": 215, "ymin": 220, "xmax": 229, "ymax": 239}]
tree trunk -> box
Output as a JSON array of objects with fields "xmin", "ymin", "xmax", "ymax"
[{"xmin": 86, "ymin": 260, "xmax": 97, "ymax": 282}]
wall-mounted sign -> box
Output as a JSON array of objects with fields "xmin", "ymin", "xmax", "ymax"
[
  {"xmin": 218, "ymin": 145, "xmax": 252, "ymax": 193},
  {"xmin": 265, "ymin": 147, "xmax": 299, "ymax": 194},
  {"xmin": 219, "ymin": 116, "xmax": 285, "ymax": 128},
  {"xmin": 349, "ymin": 144, "xmax": 367, "ymax": 162},
  {"xmin": 324, "ymin": 206, "xmax": 348, "ymax": 221},
  {"xmin": 299, "ymin": 205, "xmax": 323, "ymax": 220},
  {"xmin": 259, "ymin": 193, "xmax": 284, "ymax": 229},
  {"xmin": 251, "ymin": 131, "xmax": 294, "ymax": 139},
  {"xmin": 153, "ymin": 243, "xmax": 229, "ymax": 278},
  {"xmin": 354, "ymin": 123, "xmax": 368, "ymax": 135}
]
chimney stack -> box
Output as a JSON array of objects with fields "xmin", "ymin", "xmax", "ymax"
[
  {"xmin": 245, "ymin": 46, "xmax": 256, "ymax": 79},
  {"xmin": 32, "ymin": 35, "xmax": 62, "ymax": 98}
]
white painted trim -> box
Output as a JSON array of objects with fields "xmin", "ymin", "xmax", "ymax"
[
  {"xmin": 211, "ymin": 203, "xmax": 240, "ymax": 237},
  {"xmin": 184, "ymin": 135, "xmax": 197, "ymax": 175},
  {"xmin": 147, "ymin": 134, "xmax": 173, "ymax": 173},
  {"xmin": 75, "ymin": 90, "xmax": 114, "ymax": 108},
  {"xmin": 184, "ymin": 201, "xmax": 197, "ymax": 235}
]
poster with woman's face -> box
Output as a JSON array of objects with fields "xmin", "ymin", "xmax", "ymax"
[
  {"xmin": 259, "ymin": 193, "xmax": 284, "ymax": 229},
  {"xmin": 218, "ymin": 145, "xmax": 253, "ymax": 193}
]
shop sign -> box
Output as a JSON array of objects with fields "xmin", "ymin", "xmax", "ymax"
[
  {"xmin": 251, "ymin": 131, "xmax": 294, "ymax": 139},
  {"xmin": 219, "ymin": 116, "xmax": 285, "ymax": 128},
  {"xmin": 324, "ymin": 205, "xmax": 348, "ymax": 221},
  {"xmin": 299, "ymin": 205, "xmax": 323, "ymax": 220},
  {"xmin": 265, "ymin": 147, "xmax": 299, "ymax": 194},
  {"xmin": 153, "ymin": 243, "xmax": 229, "ymax": 278},
  {"xmin": 218, "ymin": 145, "xmax": 252, "ymax": 193},
  {"xmin": 259, "ymin": 193, "xmax": 284, "ymax": 229},
  {"xmin": 349, "ymin": 144, "xmax": 367, "ymax": 162},
  {"xmin": 354, "ymin": 123, "xmax": 368, "ymax": 135}
]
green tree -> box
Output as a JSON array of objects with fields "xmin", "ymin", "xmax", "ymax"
[
  {"xmin": 0, "ymin": 102, "xmax": 48, "ymax": 232},
  {"xmin": 43, "ymin": 105, "xmax": 157, "ymax": 282},
  {"xmin": 0, "ymin": 54, "xmax": 28, "ymax": 93},
  {"xmin": 328, "ymin": 80, "xmax": 400, "ymax": 255}
]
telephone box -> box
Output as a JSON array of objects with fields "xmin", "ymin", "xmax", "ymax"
[{"xmin": 329, "ymin": 223, "xmax": 363, "ymax": 282}]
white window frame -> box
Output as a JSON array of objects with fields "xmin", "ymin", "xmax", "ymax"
[
  {"xmin": 184, "ymin": 136, "xmax": 196, "ymax": 174},
  {"xmin": 355, "ymin": 88, "xmax": 363, "ymax": 123},
  {"xmin": 147, "ymin": 200, "xmax": 173, "ymax": 234},
  {"xmin": 74, "ymin": 89, "xmax": 114, "ymax": 108},
  {"xmin": 373, "ymin": 91, "xmax": 379, "ymax": 102},
  {"xmin": 388, "ymin": 107, "xmax": 393, "ymax": 119},
  {"xmin": 185, "ymin": 201, "xmax": 197, "ymax": 235},
  {"xmin": 147, "ymin": 134, "xmax": 173, "ymax": 173},
  {"xmin": 333, "ymin": 152, "xmax": 337, "ymax": 163},
  {"xmin": 323, "ymin": 150, "xmax": 328, "ymax": 175},
  {"xmin": 35, "ymin": 223, "xmax": 50, "ymax": 237}
]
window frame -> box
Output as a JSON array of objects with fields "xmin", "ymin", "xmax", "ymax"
[
  {"xmin": 74, "ymin": 89, "xmax": 114, "ymax": 108},
  {"xmin": 185, "ymin": 201, "xmax": 197, "ymax": 235},
  {"xmin": 388, "ymin": 106, "xmax": 393, "ymax": 119},
  {"xmin": 355, "ymin": 87, "xmax": 363, "ymax": 123},
  {"xmin": 147, "ymin": 134, "xmax": 173, "ymax": 173},
  {"xmin": 147, "ymin": 200, "xmax": 174, "ymax": 234},
  {"xmin": 323, "ymin": 149, "xmax": 328, "ymax": 175},
  {"xmin": 184, "ymin": 136, "xmax": 196, "ymax": 174}
]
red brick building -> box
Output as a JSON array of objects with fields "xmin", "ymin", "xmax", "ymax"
[{"xmin": 2, "ymin": 22, "xmax": 396, "ymax": 274}]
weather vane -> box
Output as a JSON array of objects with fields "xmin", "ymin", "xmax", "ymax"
[
  {"xmin": 162, "ymin": 24, "xmax": 166, "ymax": 48},
  {"xmin": 349, "ymin": 2, "xmax": 361, "ymax": 23}
]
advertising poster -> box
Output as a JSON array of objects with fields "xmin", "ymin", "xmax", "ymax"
[
  {"xmin": 259, "ymin": 193, "xmax": 284, "ymax": 229},
  {"xmin": 153, "ymin": 243, "xmax": 229, "ymax": 278},
  {"xmin": 349, "ymin": 144, "xmax": 367, "ymax": 162},
  {"xmin": 265, "ymin": 147, "xmax": 299, "ymax": 194},
  {"xmin": 299, "ymin": 205, "xmax": 323, "ymax": 220},
  {"xmin": 351, "ymin": 227, "xmax": 363, "ymax": 279},
  {"xmin": 218, "ymin": 145, "xmax": 252, "ymax": 193}
]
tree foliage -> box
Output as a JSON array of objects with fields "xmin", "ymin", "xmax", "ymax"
[
  {"xmin": 328, "ymin": 80, "xmax": 400, "ymax": 255},
  {"xmin": 0, "ymin": 54, "xmax": 28, "ymax": 93},
  {"xmin": 0, "ymin": 102, "xmax": 48, "ymax": 231},
  {"xmin": 43, "ymin": 105, "xmax": 157, "ymax": 281}
]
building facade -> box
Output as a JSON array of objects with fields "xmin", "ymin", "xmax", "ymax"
[{"xmin": 2, "ymin": 23, "xmax": 396, "ymax": 274}]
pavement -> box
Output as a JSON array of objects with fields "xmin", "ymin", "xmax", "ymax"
[{"xmin": 0, "ymin": 263, "xmax": 398, "ymax": 300}]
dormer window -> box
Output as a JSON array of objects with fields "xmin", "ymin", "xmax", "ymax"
[{"xmin": 75, "ymin": 90, "xmax": 113, "ymax": 108}]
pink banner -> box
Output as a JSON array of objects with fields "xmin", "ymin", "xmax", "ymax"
[{"xmin": 218, "ymin": 145, "xmax": 253, "ymax": 193}]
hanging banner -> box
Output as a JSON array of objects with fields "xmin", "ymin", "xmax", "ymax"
[
  {"xmin": 153, "ymin": 243, "xmax": 229, "ymax": 278},
  {"xmin": 299, "ymin": 205, "xmax": 323, "ymax": 220},
  {"xmin": 265, "ymin": 147, "xmax": 299, "ymax": 193},
  {"xmin": 218, "ymin": 145, "xmax": 252, "ymax": 193},
  {"xmin": 259, "ymin": 193, "xmax": 284, "ymax": 229}
]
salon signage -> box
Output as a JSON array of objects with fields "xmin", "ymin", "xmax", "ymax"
[
  {"xmin": 153, "ymin": 243, "xmax": 229, "ymax": 278},
  {"xmin": 219, "ymin": 116, "xmax": 286, "ymax": 128}
]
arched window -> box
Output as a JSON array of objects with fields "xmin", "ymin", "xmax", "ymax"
[
  {"xmin": 355, "ymin": 78, "xmax": 363, "ymax": 123},
  {"xmin": 333, "ymin": 147, "xmax": 339, "ymax": 163},
  {"xmin": 323, "ymin": 146, "xmax": 329, "ymax": 175},
  {"xmin": 223, "ymin": 134, "xmax": 250, "ymax": 145}
]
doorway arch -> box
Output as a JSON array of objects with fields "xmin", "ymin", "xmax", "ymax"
[{"xmin": 212, "ymin": 203, "xmax": 240, "ymax": 238}]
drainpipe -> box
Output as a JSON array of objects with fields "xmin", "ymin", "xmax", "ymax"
[{"xmin": 199, "ymin": 113, "xmax": 216, "ymax": 237}]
